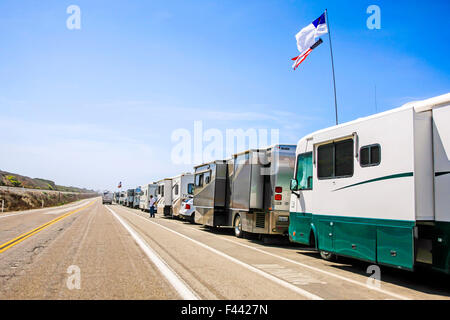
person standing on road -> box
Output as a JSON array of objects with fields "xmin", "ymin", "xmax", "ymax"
[{"xmin": 149, "ymin": 195, "xmax": 156, "ymax": 218}]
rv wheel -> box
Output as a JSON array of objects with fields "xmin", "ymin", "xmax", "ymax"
[
  {"xmin": 319, "ymin": 250, "xmax": 336, "ymax": 261},
  {"xmin": 234, "ymin": 215, "xmax": 243, "ymax": 238}
]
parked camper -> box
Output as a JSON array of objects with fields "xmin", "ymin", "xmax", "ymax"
[
  {"xmin": 113, "ymin": 192, "xmax": 120, "ymax": 204},
  {"xmin": 102, "ymin": 191, "xmax": 113, "ymax": 205},
  {"xmin": 171, "ymin": 173, "xmax": 194, "ymax": 218},
  {"xmin": 193, "ymin": 160, "xmax": 229, "ymax": 226},
  {"xmin": 193, "ymin": 145, "xmax": 296, "ymax": 237},
  {"xmin": 228, "ymin": 145, "xmax": 296, "ymax": 237},
  {"xmin": 133, "ymin": 187, "xmax": 141, "ymax": 208},
  {"xmin": 119, "ymin": 191, "xmax": 127, "ymax": 205},
  {"xmin": 126, "ymin": 189, "xmax": 135, "ymax": 207},
  {"xmin": 156, "ymin": 178, "xmax": 173, "ymax": 216},
  {"xmin": 139, "ymin": 183, "xmax": 158, "ymax": 212},
  {"xmin": 289, "ymin": 94, "xmax": 450, "ymax": 274}
]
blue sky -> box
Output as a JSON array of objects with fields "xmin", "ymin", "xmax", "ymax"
[{"xmin": 0, "ymin": 0, "xmax": 449, "ymax": 190}]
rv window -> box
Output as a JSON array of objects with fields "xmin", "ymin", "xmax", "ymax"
[
  {"xmin": 360, "ymin": 144, "xmax": 381, "ymax": 167},
  {"xmin": 195, "ymin": 174, "xmax": 204, "ymax": 187},
  {"xmin": 296, "ymin": 152, "xmax": 313, "ymax": 190},
  {"xmin": 187, "ymin": 183, "xmax": 194, "ymax": 195},
  {"xmin": 318, "ymin": 139, "xmax": 354, "ymax": 179},
  {"xmin": 204, "ymin": 171, "xmax": 211, "ymax": 184},
  {"xmin": 174, "ymin": 184, "xmax": 179, "ymax": 195},
  {"xmin": 318, "ymin": 143, "xmax": 334, "ymax": 178},
  {"xmin": 335, "ymin": 140, "xmax": 354, "ymax": 177}
]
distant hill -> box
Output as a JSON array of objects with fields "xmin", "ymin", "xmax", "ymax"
[{"xmin": 0, "ymin": 170, "xmax": 95, "ymax": 193}]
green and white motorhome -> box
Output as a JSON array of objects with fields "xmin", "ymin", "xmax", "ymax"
[{"xmin": 289, "ymin": 94, "xmax": 450, "ymax": 273}]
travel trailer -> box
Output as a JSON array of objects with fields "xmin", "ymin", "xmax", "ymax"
[
  {"xmin": 156, "ymin": 178, "xmax": 173, "ymax": 216},
  {"xmin": 193, "ymin": 144, "xmax": 296, "ymax": 238},
  {"xmin": 289, "ymin": 94, "xmax": 450, "ymax": 274},
  {"xmin": 171, "ymin": 173, "xmax": 194, "ymax": 218},
  {"xmin": 194, "ymin": 160, "xmax": 229, "ymax": 226},
  {"xmin": 139, "ymin": 183, "xmax": 158, "ymax": 212}
]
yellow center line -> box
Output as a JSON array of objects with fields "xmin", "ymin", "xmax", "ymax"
[{"xmin": 0, "ymin": 200, "xmax": 96, "ymax": 254}]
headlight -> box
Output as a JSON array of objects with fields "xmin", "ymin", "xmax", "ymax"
[{"xmin": 278, "ymin": 216, "xmax": 289, "ymax": 222}]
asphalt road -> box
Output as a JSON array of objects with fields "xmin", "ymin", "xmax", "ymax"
[{"xmin": 0, "ymin": 197, "xmax": 449, "ymax": 300}]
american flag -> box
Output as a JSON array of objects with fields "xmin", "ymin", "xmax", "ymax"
[{"xmin": 291, "ymin": 38, "xmax": 323, "ymax": 70}]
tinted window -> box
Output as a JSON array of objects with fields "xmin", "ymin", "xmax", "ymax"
[
  {"xmin": 360, "ymin": 144, "xmax": 381, "ymax": 167},
  {"xmin": 318, "ymin": 139, "xmax": 354, "ymax": 179},
  {"xmin": 204, "ymin": 171, "xmax": 211, "ymax": 184},
  {"xmin": 174, "ymin": 184, "xmax": 179, "ymax": 195},
  {"xmin": 360, "ymin": 147, "xmax": 369, "ymax": 166},
  {"xmin": 318, "ymin": 144, "xmax": 333, "ymax": 178},
  {"xmin": 371, "ymin": 145, "xmax": 381, "ymax": 164},
  {"xmin": 335, "ymin": 140, "xmax": 354, "ymax": 177},
  {"xmin": 195, "ymin": 174, "xmax": 204, "ymax": 187},
  {"xmin": 187, "ymin": 183, "xmax": 194, "ymax": 195}
]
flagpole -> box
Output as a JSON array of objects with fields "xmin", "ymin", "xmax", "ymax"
[{"xmin": 325, "ymin": 9, "xmax": 339, "ymax": 125}]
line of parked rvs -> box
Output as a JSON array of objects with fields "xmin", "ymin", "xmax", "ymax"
[{"xmin": 110, "ymin": 94, "xmax": 449, "ymax": 275}]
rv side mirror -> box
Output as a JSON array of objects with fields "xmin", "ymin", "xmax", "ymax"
[{"xmin": 290, "ymin": 179, "xmax": 298, "ymax": 191}]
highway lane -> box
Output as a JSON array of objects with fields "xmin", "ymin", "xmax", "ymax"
[
  {"xmin": 0, "ymin": 198, "xmax": 94, "ymax": 247},
  {"xmin": 0, "ymin": 198, "xmax": 180, "ymax": 299},
  {"xmin": 0, "ymin": 198, "xmax": 449, "ymax": 300},
  {"xmin": 110, "ymin": 205, "xmax": 450, "ymax": 300}
]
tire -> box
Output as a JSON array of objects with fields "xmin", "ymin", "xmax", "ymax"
[
  {"xmin": 319, "ymin": 250, "xmax": 336, "ymax": 261},
  {"xmin": 234, "ymin": 215, "xmax": 243, "ymax": 238},
  {"xmin": 189, "ymin": 213, "xmax": 195, "ymax": 224}
]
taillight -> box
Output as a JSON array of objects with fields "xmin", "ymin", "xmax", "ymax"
[
  {"xmin": 275, "ymin": 194, "xmax": 282, "ymax": 201},
  {"xmin": 275, "ymin": 186, "xmax": 282, "ymax": 193},
  {"xmin": 185, "ymin": 204, "xmax": 191, "ymax": 209}
]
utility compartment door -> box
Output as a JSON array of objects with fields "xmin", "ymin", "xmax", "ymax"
[
  {"xmin": 334, "ymin": 222, "xmax": 376, "ymax": 262},
  {"xmin": 316, "ymin": 219, "xmax": 334, "ymax": 252},
  {"xmin": 433, "ymin": 104, "xmax": 450, "ymax": 223},
  {"xmin": 377, "ymin": 226, "xmax": 414, "ymax": 270}
]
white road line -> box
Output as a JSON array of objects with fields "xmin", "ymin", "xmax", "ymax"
[
  {"xmin": 159, "ymin": 217, "xmax": 411, "ymax": 300},
  {"xmin": 121, "ymin": 209, "xmax": 323, "ymax": 300},
  {"xmin": 105, "ymin": 206, "xmax": 199, "ymax": 300}
]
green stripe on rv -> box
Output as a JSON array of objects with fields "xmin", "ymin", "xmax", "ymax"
[
  {"xmin": 289, "ymin": 213, "xmax": 416, "ymax": 270},
  {"xmin": 333, "ymin": 172, "xmax": 414, "ymax": 192}
]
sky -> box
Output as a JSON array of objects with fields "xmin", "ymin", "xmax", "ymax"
[{"xmin": 0, "ymin": 0, "xmax": 449, "ymax": 191}]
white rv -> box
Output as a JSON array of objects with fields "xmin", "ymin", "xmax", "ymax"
[
  {"xmin": 156, "ymin": 178, "xmax": 173, "ymax": 217},
  {"xmin": 118, "ymin": 191, "xmax": 127, "ymax": 205},
  {"xmin": 171, "ymin": 173, "xmax": 194, "ymax": 218},
  {"xmin": 289, "ymin": 94, "xmax": 450, "ymax": 274},
  {"xmin": 139, "ymin": 183, "xmax": 158, "ymax": 212}
]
